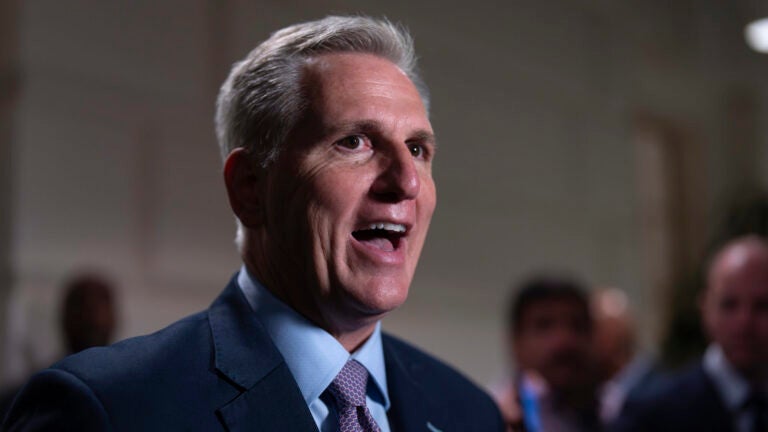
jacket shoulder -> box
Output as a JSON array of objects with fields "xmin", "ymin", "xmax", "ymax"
[
  {"xmin": 382, "ymin": 334, "xmax": 475, "ymax": 387},
  {"xmin": 382, "ymin": 332, "xmax": 504, "ymax": 431},
  {"xmin": 3, "ymin": 310, "xmax": 235, "ymax": 431},
  {"xmin": 55, "ymin": 310, "xmax": 211, "ymax": 385},
  {"xmin": 2, "ymin": 368, "xmax": 110, "ymax": 431}
]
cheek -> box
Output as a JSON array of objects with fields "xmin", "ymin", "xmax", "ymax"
[
  {"xmin": 305, "ymin": 204, "xmax": 347, "ymax": 275},
  {"xmin": 411, "ymin": 180, "xmax": 436, "ymax": 251},
  {"xmin": 756, "ymin": 314, "xmax": 768, "ymax": 335},
  {"xmin": 517, "ymin": 336, "xmax": 544, "ymax": 361},
  {"xmin": 706, "ymin": 316, "xmax": 726, "ymax": 341},
  {"xmin": 271, "ymin": 180, "xmax": 329, "ymax": 269},
  {"xmin": 419, "ymin": 178, "xmax": 437, "ymax": 216},
  {"xmin": 702, "ymin": 306, "xmax": 724, "ymax": 332},
  {"xmin": 305, "ymin": 204, "xmax": 330, "ymax": 244},
  {"xmin": 311, "ymin": 167, "xmax": 369, "ymax": 213},
  {"xmin": 513, "ymin": 342, "xmax": 530, "ymax": 365},
  {"xmin": 304, "ymin": 175, "xmax": 366, "ymax": 256}
]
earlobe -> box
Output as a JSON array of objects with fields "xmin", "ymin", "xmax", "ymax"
[{"xmin": 223, "ymin": 148, "xmax": 263, "ymax": 228}]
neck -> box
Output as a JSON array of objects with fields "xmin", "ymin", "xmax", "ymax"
[
  {"xmin": 243, "ymin": 245, "xmax": 379, "ymax": 353},
  {"xmin": 333, "ymin": 324, "xmax": 377, "ymax": 352}
]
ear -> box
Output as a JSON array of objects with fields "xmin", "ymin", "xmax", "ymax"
[{"xmin": 223, "ymin": 148, "xmax": 264, "ymax": 228}]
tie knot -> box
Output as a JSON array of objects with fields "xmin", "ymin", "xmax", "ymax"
[{"xmin": 328, "ymin": 360, "xmax": 369, "ymax": 408}]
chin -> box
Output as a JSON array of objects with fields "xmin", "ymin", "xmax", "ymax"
[{"xmin": 349, "ymin": 277, "xmax": 411, "ymax": 316}]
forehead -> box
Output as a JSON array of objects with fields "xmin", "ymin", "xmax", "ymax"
[
  {"xmin": 301, "ymin": 52, "xmax": 428, "ymax": 122},
  {"xmin": 519, "ymin": 298, "xmax": 589, "ymax": 323},
  {"xmin": 708, "ymin": 244, "xmax": 768, "ymax": 297}
]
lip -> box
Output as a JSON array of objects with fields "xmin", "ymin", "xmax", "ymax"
[
  {"xmin": 350, "ymin": 205, "xmax": 415, "ymax": 263},
  {"xmin": 349, "ymin": 231, "xmax": 408, "ymax": 266},
  {"xmin": 352, "ymin": 217, "xmax": 413, "ymax": 234}
]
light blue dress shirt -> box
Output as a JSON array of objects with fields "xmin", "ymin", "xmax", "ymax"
[
  {"xmin": 704, "ymin": 344, "xmax": 768, "ymax": 432},
  {"xmin": 237, "ymin": 267, "xmax": 391, "ymax": 432}
]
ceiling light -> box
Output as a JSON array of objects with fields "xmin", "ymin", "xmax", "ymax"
[{"xmin": 745, "ymin": 17, "xmax": 768, "ymax": 53}]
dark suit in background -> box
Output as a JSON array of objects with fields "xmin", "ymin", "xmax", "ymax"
[
  {"xmin": 611, "ymin": 236, "xmax": 768, "ymax": 432},
  {"xmin": 610, "ymin": 363, "xmax": 733, "ymax": 432}
]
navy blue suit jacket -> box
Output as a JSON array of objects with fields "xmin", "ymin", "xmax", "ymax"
[
  {"xmin": 3, "ymin": 276, "xmax": 504, "ymax": 431},
  {"xmin": 609, "ymin": 362, "xmax": 734, "ymax": 432}
]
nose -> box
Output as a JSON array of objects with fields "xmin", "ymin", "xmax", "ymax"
[
  {"xmin": 552, "ymin": 325, "xmax": 581, "ymax": 347},
  {"xmin": 371, "ymin": 145, "xmax": 420, "ymax": 202}
]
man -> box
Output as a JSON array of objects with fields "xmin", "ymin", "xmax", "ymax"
[
  {"xmin": 612, "ymin": 235, "xmax": 768, "ymax": 432},
  {"xmin": 3, "ymin": 16, "xmax": 504, "ymax": 431},
  {"xmin": 591, "ymin": 288, "xmax": 663, "ymax": 426},
  {"xmin": 0, "ymin": 272, "xmax": 117, "ymax": 422},
  {"xmin": 492, "ymin": 275, "xmax": 599, "ymax": 432},
  {"xmin": 60, "ymin": 272, "xmax": 117, "ymax": 355}
]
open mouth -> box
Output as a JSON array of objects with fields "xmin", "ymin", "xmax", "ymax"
[{"xmin": 352, "ymin": 222, "xmax": 407, "ymax": 252}]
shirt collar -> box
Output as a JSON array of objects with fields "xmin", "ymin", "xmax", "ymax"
[
  {"xmin": 237, "ymin": 266, "xmax": 390, "ymax": 410},
  {"xmin": 519, "ymin": 370, "xmax": 553, "ymax": 402},
  {"xmin": 704, "ymin": 344, "xmax": 751, "ymax": 410},
  {"xmin": 611, "ymin": 354, "xmax": 653, "ymax": 391}
]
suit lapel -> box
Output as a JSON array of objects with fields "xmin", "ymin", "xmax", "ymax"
[
  {"xmin": 696, "ymin": 364, "xmax": 737, "ymax": 432},
  {"xmin": 384, "ymin": 336, "xmax": 449, "ymax": 432},
  {"xmin": 208, "ymin": 277, "xmax": 318, "ymax": 432},
  {"xmin": 216, "ymin": 364, "xmax": 319, "ymax": 431}
]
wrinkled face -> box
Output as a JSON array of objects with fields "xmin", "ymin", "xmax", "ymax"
[
  {"xmin": 262, "ymin": 53, "xmax": 436, "ymax": 331},
  {"xmin": 513, "ymin": 299, "xmax": 592, "ymax": 392},
  {"xmin": 703, "ymin": 249, "xmax": 768, "ymax": 377}
]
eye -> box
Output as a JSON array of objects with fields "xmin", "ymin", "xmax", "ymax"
[
  {"xmin": 335, "ymin": 135, "xmax": 367, "ymax": 150},
  {"xmin": 532, "ymin": 316, "xmax": 554, "ymax": 332},
  {"xmin": 720, "ymin": 297, "xmax": 738, "ymax": 312},
  {"xmin": 408, "ymin": 143, "xmax": 427, "ymax": 159},
  {"xmin": 754, "ymin": 298, "xmax": 768, "ymax": 314}
]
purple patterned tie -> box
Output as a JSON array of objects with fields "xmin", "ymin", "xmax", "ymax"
[{"xmin": 327, "ymin": 360, "xmax": 382, "ymax": 432}]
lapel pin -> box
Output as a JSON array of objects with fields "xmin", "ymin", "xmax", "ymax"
[{"xmin": 426, "ymin": 421, "xmax": 443, "ymax": 432}]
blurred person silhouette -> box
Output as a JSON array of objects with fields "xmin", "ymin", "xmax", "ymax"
[
  {"xmin": 0, "ymin": 271, "xmax": 117, "ymax": 422},
  {"xmin": 492, "ymin": 274, "xmax": 600, "ymax": 432},
  {"xmin": 2, "ymin": 15, "xmax": 504, "ymax": 431},
  {"xmin": 60, "ymin": 272, "xmax": 117, "ymax": 355},
  {"xmin": 591, "ymin": 288, "xmax": 664, "ymax": 427},
  {"xmin": 612, "ymin": 235, "xmax": 768, "ymax": 432}
]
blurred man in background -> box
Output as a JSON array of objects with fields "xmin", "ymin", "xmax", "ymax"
[
  {"xmin": 591, "ymin": 288, "xmax": 662, "ymax": 427},
  {"xmin": 3, "ymin": 15, "xmax": 504, "ymax": 431},
  {"xmin": 613, "ymin": 235, "xmax": 768, "ymax": 432},
  {"xmin": 0, "ymin": 271, "xmax": 116, "ymax": 422},
  {"xmin": 493, "ymin": 275, "xmax": 600, "ymax": 432},
  {"xmin": 60, "ymin": 273, "xmax": 117, "ymax": 355}
]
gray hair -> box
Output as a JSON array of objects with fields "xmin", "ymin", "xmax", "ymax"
[{"xmin": 214, "ymin": 15, "xmax": 429, "ymax": 167}]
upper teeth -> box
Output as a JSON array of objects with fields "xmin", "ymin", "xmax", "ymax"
[{"xmin": 367, "ymin": 222, "xmax": 406, "ymax": 233}]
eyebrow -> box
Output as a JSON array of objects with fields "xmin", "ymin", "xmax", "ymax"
[
  {"xmin": 408, "ymin": 130, "xmax": 438, "ymax": 149},
  {"xmin": 329, "ymin": 120, "xmax": 438, "ymax": 148}
]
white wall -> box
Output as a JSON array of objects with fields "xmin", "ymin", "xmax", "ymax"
[
  {"xmin": 0, "ymin": 0, "xmax": 19, "ymax": 374},
  {"xmin": 4, "ymin": 0, "xmax": 768, "ymax": 387}
]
